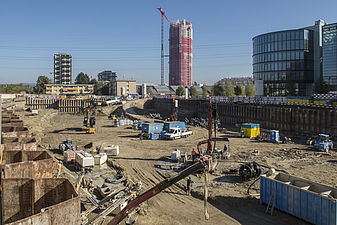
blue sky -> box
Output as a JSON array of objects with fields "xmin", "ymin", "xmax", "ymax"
[{"xmin": 0, "ymin": 0, "xmax": 337, "ymax": 85}]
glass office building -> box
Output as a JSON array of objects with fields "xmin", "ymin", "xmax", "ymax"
[
  {"xmin": 253, "ymin": 20, "xmax": 324, "ymax": 96},
  {"xmin": 253, "ymin": 30, "xmax": 314, "ymax": 96},
  {"xmin": 322, "ymin": 23, "xmax": 337, "ymax": 90}
]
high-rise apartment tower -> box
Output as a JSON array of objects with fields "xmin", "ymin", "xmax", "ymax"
[
  {"xmin": 54, "ymin": 53, "xmax": 72, "ymax": 84},
  {"xmin": 169, "ymin": 19, "xmax": 193, "ymax": 86}
]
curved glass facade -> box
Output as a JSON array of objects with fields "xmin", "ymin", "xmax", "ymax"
[
  {"xmin": 323, "ymin": 23, "xmax": 337, "ymax": 89},
  {"xmin": 253, "ymin": 29, "xmax": 314, "ymax": 96}
]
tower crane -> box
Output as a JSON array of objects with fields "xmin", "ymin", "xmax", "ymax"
[{"xmin": 157, "ymin": 7, "xmax": 170, "ymax": 86}]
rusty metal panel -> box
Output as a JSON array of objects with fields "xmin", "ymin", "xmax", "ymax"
[
  {"xmin": 6, "ymin": 211, "xmax": 51, "ymax": 225},
  {"xmin": 2, "ymin": 127, "xmax": 29, "ymax": 139},
  {"xmin": 1, "ymin": 179, "xmax": 34, "ymax": 224},
  {"xmin": 2, "ymin": 138, "xmax": 37, "ymax": 151},
  {"xmin": 2, "ymin": 121, "xmax": 24, "ymax": 128},
  {"xmin": 2, "ymin": 178, "xmax": 79, "ymax": 225},
  {"xmin": 46, "ymin": 197, "xmax": 81, "ymax": 225},
  {"xmin": 2, "ymin": 151, "xmax": 53, "ymax": 179}
]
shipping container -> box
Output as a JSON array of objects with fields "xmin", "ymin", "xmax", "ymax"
[
  {"xmin": 240, "ymin": 123, "xmax": 260, "ymax": 138},
  {"xmin": 260, "ymin": 173, "xmax": 337, "ymax": 225},
  {"xmin": 163, "ymin": 121, "xmax": 185, "ymax": 131},
  {"xmin": 142, "ymin": 123, "xmax": 163, "ymax": 134}
]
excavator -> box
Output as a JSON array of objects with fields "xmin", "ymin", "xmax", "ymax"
[
  {"xmin": 107, "ymin": 97, "xmax": 230, "ymax": 225},
  {"xmin": 82, "ymin": 100, "xmax": 97, "ymax": 134}
]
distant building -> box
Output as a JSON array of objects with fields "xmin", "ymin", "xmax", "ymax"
[
  {"xmin": 169, "ymin": 19, "xmax": 193, "ymax": 87},
  {"xmin": 109, "ymin": 80, "xmax": 137, "ymax": 96},
  {"xmin": 46, "ymin": 84, "xmax": 93, "ymax": 95},
  {"xmin": 97, "ymin": 71, "xmax": 117, "ymax": 82},
  {"xmin": 322, "ymin": 23, "xmax": 337, "ymax": 90},
  {"xmin": 218, "ymin": 77, "xmax": 254, "ymax": 86},
  {"xmin": 54, "ymin": 53, "xmax": 72, "ymax": 84},
  {"xmin": 253, "ymin": 20, "xmax": 325, "ymax": 96}
]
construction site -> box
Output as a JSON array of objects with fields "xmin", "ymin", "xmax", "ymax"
[{"xmin": 0, "ymin": 95, "xmax": 337, "ymax": 225}]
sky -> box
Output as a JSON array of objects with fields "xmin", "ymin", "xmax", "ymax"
[{"xmin": 0, "ymin": 0, "xmax": 337, "ymax": 85}]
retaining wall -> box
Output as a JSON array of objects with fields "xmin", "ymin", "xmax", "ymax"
[
  {"xmin": 150, "ymin": 98, "xmax": 337, "ymax": 135},
  {"xmin": 1, "ymin": 178, "xmax": 80, "ymax": 225},
  {"xmin": 2, "ymin": 151, "xmax": 53, "ymax": 179}
]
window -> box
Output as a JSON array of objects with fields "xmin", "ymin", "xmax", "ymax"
[
  {"xmin": 291, "ymin": 31, "xmax": 295, "ymax": 40},
  {"xmin": 287, "ymin": 32, "xmax": 291, "ymax": 40}
]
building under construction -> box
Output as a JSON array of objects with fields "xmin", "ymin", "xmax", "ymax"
[{"xmin": 169, "ymin": 19, "xmax": 193, "ymax": 87}]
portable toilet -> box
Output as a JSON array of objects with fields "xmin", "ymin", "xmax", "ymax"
[
  {"xmin": 240, "ymin": 123, "xmax": 260, "ymax": 138},
  {"xmin": 270, "ymin": 130, "xmax": 280, "ymax": 143}
]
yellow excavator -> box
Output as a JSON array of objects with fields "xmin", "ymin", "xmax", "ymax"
[{"xmin": 83, "ymin": 101, "xmax": 97, "ymax": 134}]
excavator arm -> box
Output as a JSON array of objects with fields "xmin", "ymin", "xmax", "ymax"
[{"xmin": 107, "ymin": 160, "xmax": 206, "ymax": 225}]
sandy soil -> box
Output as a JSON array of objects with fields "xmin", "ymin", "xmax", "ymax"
[{"xmin": 14, "ymin": 100, "xmax": 337, "ymax": 225}]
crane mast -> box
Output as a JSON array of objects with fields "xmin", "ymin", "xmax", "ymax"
[{"xmin": 157, "ymin": 7, "xmax": 170, "ymax": 86}]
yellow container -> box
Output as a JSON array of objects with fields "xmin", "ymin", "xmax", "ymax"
[{"xmin": 241, "ymin": 123, "xmax": 260, "ymax": 138}]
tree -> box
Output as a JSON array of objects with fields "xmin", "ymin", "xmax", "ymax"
[
  {"xmin": 212, "ymin": 83, "xmax": 224, "ymax": 96},
  {"xmin": 176, "ymin": 86, "xmax": 184, "ymax": 96},
  {"xmin": 75, "ymin": 72, "xmax": 90, "ymax": 84},
  {"xmin": 190, "ymin": 86, "xmax": 198, "ymax": 97},
  {"xmin": 33, "ymin": 75, "xmax": 50, "ymax": 94},
  {"xmin": 89, "ymin": 79, "xmax": 98, "ymax": 94},
  {"xmin": 234, "ymin": 82, "xmax": 244, "ymax": 96},
  {"xmin": 285, "ymin": 80, "xmax": 296, "ymax": 96},
  {"xmin": 224, "ymin": 81, "xmax": 235, "ymax": 96},
  {"xmin": 245, "ymin": 83, "xmax": 255, "ymax": 96},
  {"xmin": 202, "ymin": 86, "xmax": 208, "ymax": 97},
  {"xmin": 314, "ymin": 77, "xmax": 329, "ymax": 94}
]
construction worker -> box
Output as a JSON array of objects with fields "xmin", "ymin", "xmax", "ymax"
[
  {"xmin": 56, "ymin": 162, "xmax": 62, "ymax": 178},
  {"xmin": 191, "ymin": 148, "xmax": 196, "ymax": 162},
  {"xmin": 186, "ymin": 176, "xmax": 193, "ymax": 195}
]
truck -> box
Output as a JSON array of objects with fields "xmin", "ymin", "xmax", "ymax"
[
  {"xmin": 163, "ymin": 121, "xmax": 185, "ymax": 131},
  {"xmin": 164, "ymin": 127, "xmax": 192, "ymax": 140},
  {"xmin": 313, "ymin": 134, "xmax": 333, "ymax": 152}
]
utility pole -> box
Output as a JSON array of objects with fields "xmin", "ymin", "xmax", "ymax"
[{"xmin": 157, "ymin": 7, "xmax": 170, "ymax": 86}]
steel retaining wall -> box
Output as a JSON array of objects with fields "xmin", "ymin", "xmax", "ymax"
[
  {"xmin": 260, "ymin": 173, "xmax": 337, "ymax": 225},
  {"xmin": 2, "ymin": 151, "xmax": 53, "ymax": 179},
  {"xmin": 150, "ymin": 98, "xmax": 337, "ymax": 135},
  {"xmin": 1, "ymin": 178, "xmax": 80, "ymax": 225}
]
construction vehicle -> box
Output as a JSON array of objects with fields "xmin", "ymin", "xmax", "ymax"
[
  {"xmin": 83, "ymin": 101, "xmax": 97, "ymax": 134},
  {"xmin": 314, "ymin": 134, "xmax": 333, "ymax": 152},
  {"xmin": 59, "ymin": 139, "xmax": 75, "ymax": 153},
  {"xmin": 164, "ymin": 127, "xmax": 192, "ymax": 140}
]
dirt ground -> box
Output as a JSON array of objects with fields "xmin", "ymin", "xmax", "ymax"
[{"xmin": 13, "ymin": 99, "xmax": 337, "ymax": 225}]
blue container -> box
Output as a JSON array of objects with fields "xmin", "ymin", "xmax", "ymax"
[
  {"xmin": 163, "ymin": 121, "xmax": 185, "ymax": 131},
  {"xmin": 142, "ymin": 123, "xmax": 163, "ymax": 134},
  {"xmin": 150, "ymin": 133, "xmax": 160, "ymax": 140},
  {"xmin": 260, "ymin": 173, "xmax": 337, "ymax": 225},
  {"xmin": 270, "ymin": 130, "xmax": 279, "ymax": 143}
]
